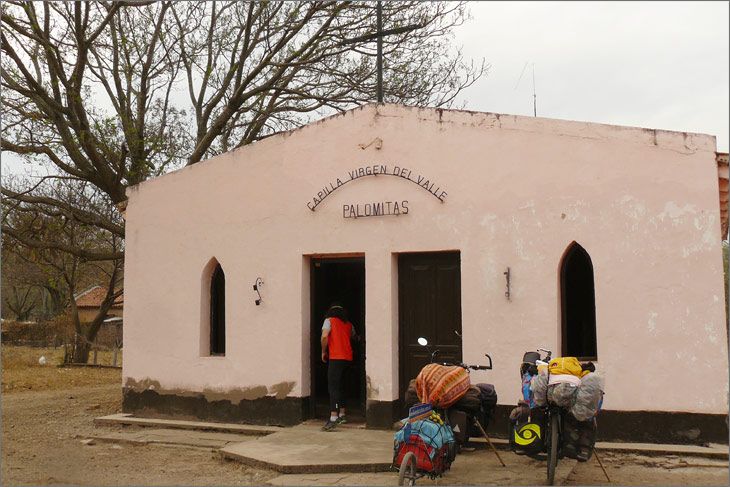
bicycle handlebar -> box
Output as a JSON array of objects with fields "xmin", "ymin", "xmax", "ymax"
[
  {"xmin": 421, "ymin": 342, "xmax": 493, "ymax": 370},
  {"xmin": 444, "ymin": 353, "xmax": 493, "ymax": 371},
  {"xmin": 467, "ymin": 365, "xmax": 491, "ymax": 370}
]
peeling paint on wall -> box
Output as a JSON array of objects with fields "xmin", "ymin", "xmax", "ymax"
[
  {"xmin": 704, "ymin": 323, "xmax": 719, "ymax": 344},
  {"xmin": 123, "ymin": 377, "xmax": 297, "ymax": 402},
  {"xmin": 616, "ymin": 195, "xmax": 647, "ymax": 221},
  {"xmin": 563, "ymin": 200, "xmax": 588, "ymax": 223},
  {"xmin": 269, "ymin": 381, "xmax": 296, "ymax": 400},
  {"xmin": 657, "ymin": 202, "xmax": 698, "ymax": 222},
  {"xmin": 366, "ymin": 375, "xmax": 379, "ymax": 399},
  {"xmin": 647, "ymin": 311, "xmax": 658, "ymax": 335}
]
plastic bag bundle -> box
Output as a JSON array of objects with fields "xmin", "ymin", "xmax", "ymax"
[
  {"xmin": 570, "ymin": 372, "xmax": 604, "ymax": 421},
  {"xmin": 530, "ymin": 374, "xmax": 548, "ymax": 406},
  {"xmin": 547, "ymin": 382, "xmax": 578, "ymax": 408}
]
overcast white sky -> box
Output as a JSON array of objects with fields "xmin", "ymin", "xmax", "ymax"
[
  {"xmin": 453, "ymin": 1, "xmax": 729, "ymax": 151},
  {"xmin": 2, "ymin": 1, "xmax": 728, "ymax": 177}
]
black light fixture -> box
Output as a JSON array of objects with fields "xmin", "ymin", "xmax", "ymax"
[
  {"xmin": 504, "ymin": 267, "xmax": 511, "ymax": 301},
  {"xmin": 253, "ymin": 277, "xmax": 264, "ymax": 305}
]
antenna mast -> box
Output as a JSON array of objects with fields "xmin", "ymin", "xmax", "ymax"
[{"xmin": 532, "ymin": 63, "xmax": 537, "ymax": 117}]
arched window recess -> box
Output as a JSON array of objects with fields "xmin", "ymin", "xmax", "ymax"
[{"xmin": 559, "ymin": 242, "xmax": 597, "ymax": 360}]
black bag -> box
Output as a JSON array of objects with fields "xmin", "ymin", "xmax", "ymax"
[
  {"xmin": 509, "ymin": 407, "xmax": 545, "ymax": 455},
  {"xmin": 476, "ymin": 383, "xmax": 498, "ymax": 428},
  {"xmin": 404, "ymin": 379, "xmax": 419, "ymax": 411},
  {"xmin": 453, "ymin": 386, "xmax": 481, "ymax": 415},
  {"xmin": 448, "ymin": 409, "xmax": 469, "ymax": 445},
  {"xmin": 561, "ymin": 414, "xmax": 596, "ymax": 461},
  {"xmin": 464, "ymin": 383, "xmax": 498, "ymax": 438}
]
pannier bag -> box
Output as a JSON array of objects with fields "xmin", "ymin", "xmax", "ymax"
[
  {"xmin": 452, "ymin": 383, "xmax": 498, "ymax": 438},
  {"xmin": 560, "ymin": 414, "xmax": 596, "ymax": 462},
  {"xmin": 453, "ymin": 385, "xmax": 481, "ymax": 415},
  {"xmin": 447, "ymin": 409, "xmax": 469, "ymax": 445},
  {"xmin": 394, "ymin": 417, "xmax": 455, "ymax": 472},
  {"xmin": 416, "ymin": 363, "xmax": 471, "ymax": 408},
  {"xmin": 404, "ymin": 379, "xmax": 419, "ymax": 411},
  {"xmin": 510, "ymin": 419, "xmax": 544, "ymax": 455},
  {"xmin": 547, "ymin": 382, "xmax": 578, "ymax": 408},
  {"xmin": 475, "ymin": 383, "xmax": 498, "ymax": 431},
  {"xmin": 476, "ymin": 383, "xmax": 498, "ymax": 410},
  {"xmin": 570, "ymin": 372, "xmax": 604, "ymax": 421}
]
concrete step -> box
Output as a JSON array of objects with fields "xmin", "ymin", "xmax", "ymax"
[
  {"xmin": 94, "ymin": 413, "xmax": 283, "ymax": 436},
  {"xmin": 220, "ymin": 422, "xmax": 394, "ymax": 474},
  {"xmin": 83, "ymin": 427, "xmax": 259, "ymax": 450},
  {"xmin": 468, "ymin": 435, "xmax": 729, "ymax": 459}
]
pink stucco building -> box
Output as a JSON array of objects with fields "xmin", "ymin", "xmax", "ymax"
[{"xmin": 122, "ymin": 104, "xmax": 729, "ymax": 444}]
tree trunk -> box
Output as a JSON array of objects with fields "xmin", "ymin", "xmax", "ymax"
[
  {"xmin": 43, "ymin": 286, "xmax": 64, "ymax": 320},
  {"xmin": 72, "ymin": 336, "xmax": 91, "ymax": 364}
]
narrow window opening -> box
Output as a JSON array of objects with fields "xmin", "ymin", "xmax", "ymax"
[
  {"xmin": 560, "ymin": 243, "xmax": 597, "ymax": 360},
  {"xmin": 210, "ymin": 264, "xmax": 226, "ymax": 356}
]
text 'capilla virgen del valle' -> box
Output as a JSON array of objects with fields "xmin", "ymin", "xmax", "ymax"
[{"xmin": 306, "ymin": 164, "xmax": 448, "ymax": 218}]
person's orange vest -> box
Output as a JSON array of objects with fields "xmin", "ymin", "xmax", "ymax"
[{"xmin": 328, "ymin": 317, "xmax": 353, "ymax": 361}]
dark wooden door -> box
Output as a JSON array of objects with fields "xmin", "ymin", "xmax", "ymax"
[{"xmin": 398, "ymin": 252, "xmax": 462, "ymax": 399}]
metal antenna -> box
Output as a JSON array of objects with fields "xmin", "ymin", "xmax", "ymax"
[
  {"xmin": 514, "ymin": 61, "xmax": 529, "ymax": 90},
  {"xmin": 532, "ymin": 63, "xmax": 537, "ymax": 117},
  {"xmin": 514, "ymin": 61, "xmax": 537, "ymax": 116}
]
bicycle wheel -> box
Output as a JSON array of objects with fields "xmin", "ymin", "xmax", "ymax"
[
  {"xmin": 398, "ymin": 451, "xmax": 417, "ymax": 486},
  {"xmin": 547, "ymin": 413, "xmax": 559, "ymax": 485}
]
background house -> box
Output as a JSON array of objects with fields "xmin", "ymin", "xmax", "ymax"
[{"xmin": 74, "ymin": 286, "xmax": 124, "ymax": 347}]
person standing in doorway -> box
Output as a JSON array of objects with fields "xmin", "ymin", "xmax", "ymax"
[{"xmin": 321, "ymin": 302, "xmax": 356, "ymax": 431}]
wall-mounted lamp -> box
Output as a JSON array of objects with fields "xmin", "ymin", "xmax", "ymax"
[
  {"xmin": 253, "ymin": 277, "xmax": 264, "ymax": 305},
  {"xmin": 504, "ymin": 267, "xmax": 511, "ymax": 301}
]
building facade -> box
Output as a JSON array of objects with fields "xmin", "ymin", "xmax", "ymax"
[{"xmin": 122, "ymin": 105, "xmax": 729, "ymax": 443}]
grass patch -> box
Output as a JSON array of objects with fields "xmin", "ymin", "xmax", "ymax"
[{"xmin": 1, "ymin": 345, "xmax": 122, "ymax": 393}]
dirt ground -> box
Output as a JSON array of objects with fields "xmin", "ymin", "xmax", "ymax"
[
  {"xmin": 1, "ymin": 383, "xmax": 277, "ymax": 486},
  {"xmin": 565, "ymin": 451, "xmax": 729, "ymax": 486},
  {"xmin": 3, "ymin": 382, "xmax": 728, "ymax": 486},
  {"xmin": 1, "ymin": 345, "xmax": 728, "ymax": 486},
  {"xmin": 2, "ymin": 346, "xmax": 121, "ymax": 393}
]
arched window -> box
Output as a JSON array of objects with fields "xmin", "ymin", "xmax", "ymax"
[
  {"xmin": 560, "ymin": 242, "xmax": 597, "ymax": 360},
  {"xmin": 209, "ymin": 263, "xmax": 226, "ymax": 356}
]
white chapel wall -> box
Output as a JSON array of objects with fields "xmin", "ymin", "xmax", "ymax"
[{"xmin": 123, "ymin": 104, "xmax": 728, "ymax": 414}]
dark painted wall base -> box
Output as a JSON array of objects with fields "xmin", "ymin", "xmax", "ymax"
[
  {"xmin": 366, "ymin": 399, "xmax": 400, "ymax": 429},
  {"xmin": 488, "ymin": 404, "xmax": 729, "ymax": 445},
  {"xmin": 123, "ymin": 388, "xmax": 728, "ymax": 445},
  {"xmin": 122, "ymin": 388, "xmax": 311, "ymax": 426}
]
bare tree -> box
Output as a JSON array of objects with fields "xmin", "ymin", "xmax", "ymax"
[
  {"xmin": 3, "ymin": 285, "xmax": 37, "ymax": 321},
  {"xmin": 1, "ymin": 1, "xmax": 487, "ymax": 308},
  {"xmin": 167, "ymin": 1, "xmax": 486, "ymax": 161},
  {"xmin": 2, "ymin": 177, "xmax": 123, "ymax": 362}
]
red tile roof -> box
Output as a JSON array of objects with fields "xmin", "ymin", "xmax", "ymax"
[
  {"xmin": 718, "ymin": 153, "xmax": 729, "ymax": 239},
  {"xmin": 74, "ymin": 286, "xmax": 123, "ymax": 308}
]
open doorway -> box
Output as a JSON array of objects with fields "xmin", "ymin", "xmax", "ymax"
[{"xmin": 310, "ymin": 256, "xmax": 366, "ymax": 421}]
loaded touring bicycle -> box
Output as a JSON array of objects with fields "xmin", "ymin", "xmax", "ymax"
[
  {"xmin": 393, "ymin": 336, "xmax": 505, "ymax": 485},
  {"xmin": 509, "ymin": 348, "xmax": 609, "ymax": 485}
]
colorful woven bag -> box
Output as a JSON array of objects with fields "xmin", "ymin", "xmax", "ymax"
[{"xmin": 416, "ymin": 363, "xmax": 470, "ymax": 408}]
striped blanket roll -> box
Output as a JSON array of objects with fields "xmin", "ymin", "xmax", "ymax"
[{"xmin": 416, "ymin": 363, "xmax": 471, "ymax": 408}]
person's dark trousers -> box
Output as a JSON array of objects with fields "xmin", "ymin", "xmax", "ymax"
[{"xmin": 327, "ymin": 359, "xmax": 351, "ymax": 412}]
